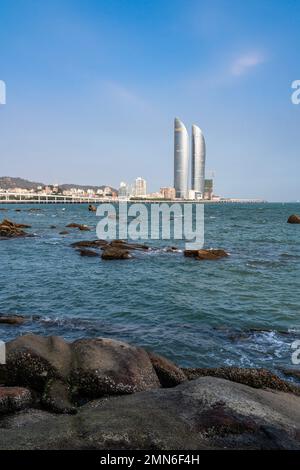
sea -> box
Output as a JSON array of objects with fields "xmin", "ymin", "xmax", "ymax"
[{"xmin": 0, "ymin": 202, "xmax": 299, "ymax": 375}]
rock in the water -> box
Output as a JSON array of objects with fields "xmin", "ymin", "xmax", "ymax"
[
  {"xmin": 88, "ymin": 204, "xmax": 97, "ymax": 212},
  {"xmin": 182, "ymin": 367, "xmax": 300, "ymax": 395},
  {"xmin": 59, "ymin": 230, "xmax": 69, "ymax": 235},
  {"xmin": 109, "ymin": 240, "xmax": 149, "ymax": 251},
  {"xmin": 287, "ymin": 214, "xmax": 300, "ymax": 224},
  {"xmin": 101, "ymin": 246, "xmax": 132, "ymax": 260},
  {"xmin": 280, "ymin": 368, "xmax": 300, "ymax": 381},
  {"xmin": 71, "ymin": 239, "xmax": 108, "ymax": 248},
  {"xmin": 66, "ymin": 223, "xmax": 90, "ymax": 231},
  {"xmin": 0, "ymin": 219, "xmax": 30, "ymax": 238},
  {"xmin": 147, "ymin": 351, "xmax": 187, "ymax": 387},
  {"xmin": 0, "ymin": 387, "xmax": 32, "ymax": 414},
  {"xmin": 184, "ymin": 249, "xmax": 229, "ymax": 260},
  {"xmin": 42, "ymin": 379, "xmax": 76, "ymax": 414},
  {"xmin": 0, "ymin": 315, "xmax": 26, "ymax": 325},
  {"xmin": 77, "ymin": 248, "xmax": 99, "ymax": 257},
  {"xmin": 1, "ymin": 378, "xmax": 300, "ymax": 449},
  {"xmin": 70, "ymin": 338, "xmax": 160, "ymax": 398}
]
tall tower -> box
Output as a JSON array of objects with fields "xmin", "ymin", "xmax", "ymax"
[
  {"xmin": 174, "ymin": 118, "xmax": 189, "ymax": 199},
  {"xmin": 191, "ymin": 124, "xmax": 206, "ymax": 197}
]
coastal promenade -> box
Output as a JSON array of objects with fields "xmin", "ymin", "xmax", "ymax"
[{"xmin": 0, "ymin": 192, "xmax": 266, "ymax": 204}]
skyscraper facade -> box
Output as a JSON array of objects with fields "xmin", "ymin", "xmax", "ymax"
[
  {"xmin": 191, "ymin": 124, "xmax": 206, "ymax": 197},
  {"xmin": 134, "ymin": 177, "xmax": 147, "ymax": 197},
  {"xmin": 174, "ymin": 118, "xmax": 189, "ymax": 199}
]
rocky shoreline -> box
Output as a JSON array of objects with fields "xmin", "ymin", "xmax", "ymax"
[{"xmin": 0, "ymin": 334, "xmax": 300, "ymax": 450}]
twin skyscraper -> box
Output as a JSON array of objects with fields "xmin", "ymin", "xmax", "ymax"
[{"xmin": 174, "ymin": 118, "xmax": 206, "ymax": 199}]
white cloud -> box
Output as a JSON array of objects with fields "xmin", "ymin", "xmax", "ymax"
[{"xmin": 231, "ymin": 52, "xmax": 265, "ymax": 76}]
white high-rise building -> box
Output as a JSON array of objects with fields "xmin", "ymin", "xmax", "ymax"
[
  {"xmin": 174, "ymin": 118, "xmax": 189, "ymax": 199},
  {"xmin": 191, "ymin": 124, "xmax": 206, "ymax": 197},
  {"xmin": 134, "ymin": 177, "xmax": 147, "ymax": 197}
]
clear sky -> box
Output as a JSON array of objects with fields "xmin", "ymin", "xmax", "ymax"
[{"xmin": 0, "ymin": 0, "xmax": 299, "ymax": 201}]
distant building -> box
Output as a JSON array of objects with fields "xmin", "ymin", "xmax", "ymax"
[
  {"xmin": 204, "ymin": 179, "xmax": 213, "ymax": 200},
  {"xmin": 118, "ymin": 182, "xmax": 130, "ymax": 198},
  {"xmin": 174, "ymin": 118, "xmax": 189, "ymax": 199},
  {"xmin": 160, "ymin": 187, "xmax": 176, "ymax": 200},
  {"xmin": 134, "ymin": 177, "xmax": 147, "ymax": 197},
  {"xmin": 191, "ymin": 125, "xmax": 206, "ymax": 197}
]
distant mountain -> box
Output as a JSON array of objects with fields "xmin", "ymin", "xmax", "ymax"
[
  {"xmin": 0, "ymin": 177, "xmax": 117, "ymax": 193},
  {"xmin": 0, "ymin": 176, "xmax": 44, "ymax": 190}
]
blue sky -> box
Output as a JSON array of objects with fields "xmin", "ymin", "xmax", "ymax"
[{"xmin": 0, "ymin": 0, "xmax": 299, "ymax": 201}]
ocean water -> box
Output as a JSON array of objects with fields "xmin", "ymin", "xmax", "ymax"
[{"xmin": 0, "ymin": 202, "xmax": 299, "ymax": 374}]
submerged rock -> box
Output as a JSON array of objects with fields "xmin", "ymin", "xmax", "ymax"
[
  {"xmin": 287, "ymin": 214, "xmax": 300, "ymax": 224},
  {"xmin": 101, "ymin": 246, "xmax": 132, "ymax": 260},
  {"xmin": 59, "ymin": 230, "xmax": 69, "ymax": 235},
  {"xmin": 184, "ymin": 249, "xmax": 229, "ymax": 260}
]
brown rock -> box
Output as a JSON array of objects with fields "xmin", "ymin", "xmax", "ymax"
[
  {"xmin": 88, "ymin": 204, "xmax": 97, "ymax": 212},
  {"xmin": 77, "ymin": 248, "xmax": 99, "ymax": 257},
  {"xmin": 0, "ymin": 387, "xmax": 32, "ymax": 414},
  {"xmin": 182, "ymin": 367, "xmax": 300, "ymax": 395},
  {"xmin": 41, "ymin": 379, "xmax": 76, "ymax": 414},
  {"xmin": 287, "ymin": 214, "xmax": 300, "ymax": 224},
  {"xmin": 184, "ymin": 249, "xmax": 229, "ymax": 260},
  {"xmin": 59, "ymin": 231, "xmax": 69, "ymax": 235},
  {"xmin": 0, "ymin": 219, "xmax": 31, "ymax": 238},
  {"xmin": 71, "ymin": 239, "xmax": 108, "ymax": 248},
  {"xmin": 147, "ymin": 351, "xmax": 187, "ymax": 387},
  {"xmin": 101, "ymin": 247, "xmax": 132, "ymax": 260},
  {"xmin": 0, "ymin": 315, "xmax": 26, "ymax": 325},
  {"xmin": 70, "ymin": 338, "xmax": 160, "ymax": 398},
  {"xmin": 109, "ymin": 240, "xmax": 149, "ymax": 251},
  {"xmin": 66, "ymin": 223, "xmax": 90, "ymax": 231},
  {"xmin": 280, "ymin": 368, "xmax": 300, "ymax": 381}
]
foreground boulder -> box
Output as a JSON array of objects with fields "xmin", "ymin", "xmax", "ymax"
[
  {"xmin": 1, "ymin": 335, "xmax": 160, "ymax": 403},
  {"xmin": 287, "ymin": 214, "xmax": 300, "ymax": 224},
  {"xmin": 0, "ymin": 387, "xmax": 32, "ymax": 414},
  {"xmin": 184, "ymin": 249, "xmax": 229, "ymax": 260},
  {"xmin": 1, "ymin": 377, "xmax": 300, "ymax": 450},
  {"xmin": 0, "ymin": 219, "xmax": 30, "ymax": 238}
]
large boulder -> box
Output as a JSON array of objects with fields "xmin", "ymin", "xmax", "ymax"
[
  {"xmin": 1, "ymin": 335, "xmax": 160, "ymax": 403},
  {"xmin": 184, "ymin": 249, "xmax": 229, "ymax": 260},
  {"xmin": 3, "ymin": 335, "xmax": 73, "ymax": 391},
  {"xmin": 147, "ymin": 351, "xmax": 187, "ymax": 387},
  {"xmin": 70, "ymin": 338, "xmax": 160, "ymax": 398},
  {"xmin": 0, "ymin": 387, "xmax": 32, "ymax": 414},
  {"xmin": 287, "ymin": 214, "xmax": 300, "ymax": 224},
  {"xmin": 1, "ymin": 378, "xmax": 300, "ymax": 449}
]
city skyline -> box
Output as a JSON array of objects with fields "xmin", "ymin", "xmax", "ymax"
[{"xmin": 0, "ymin": 1, "xmax": 299, "ymax": 201}]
